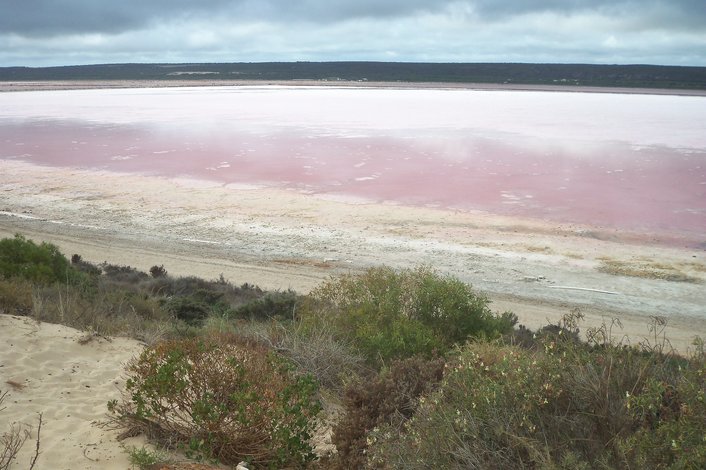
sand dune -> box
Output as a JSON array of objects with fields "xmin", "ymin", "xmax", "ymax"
[{"xmin": 0, "ymin": 314, "xmax": 145, "ymax": 470}]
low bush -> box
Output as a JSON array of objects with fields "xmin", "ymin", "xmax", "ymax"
[
  {"xmin": 162, "ymin": 296, "xmax": 211, "ymax": 326},
  {"xmin": 70, "ymin": 254, "xmax": 102, "ymax": 276},
  {"xmin": 109, "ymin": 334, "xmax": 321, "ymax": 468},
  {"xmin": 100, "ymin": 262, "xmax": 150, "ymax": 283},
  {"xmin": 302, "ymin": 266, "xmax": 515, "ymax": 366},
  {"xmin": 0, "ymin": 234, "xmax": 84, "ymax": 285},
  {"xmin": 367, "ymin": 324, "xmax": 706, "ymax": 469},
  {"xmin": 147, "ymin": 275, "xmax": 263, "ymax": 311},
  {"xmin": 233, "ymin": 290, "xmax": 299, "ymax": 320},
  {"xmin": 149, "ymin": 265, "xmax": 168, "ymax": 278}
]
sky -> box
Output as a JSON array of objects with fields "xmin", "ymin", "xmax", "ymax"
[{"xmin": 1, "ymin": 0, "xmax": 705, "ymax": 67}]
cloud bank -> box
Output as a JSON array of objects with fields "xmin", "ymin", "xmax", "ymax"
[{"xmin": 1, "ymin": 1, "xmax": 704, "ymax": 66}]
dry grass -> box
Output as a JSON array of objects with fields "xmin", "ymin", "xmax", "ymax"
[{"xmin": 598, "ymin": 259, "xmax": 703, "ymax": 283}]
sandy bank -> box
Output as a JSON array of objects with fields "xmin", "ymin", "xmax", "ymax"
[{"xmin": 0, "ymin": 314, "xmax": 145, "ymax": 469}]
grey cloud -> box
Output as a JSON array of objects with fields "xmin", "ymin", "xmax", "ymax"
[
  {"xmin": 1, "ymin": 0, "xmax": 439, "ymax": 37},
  {"xmin": 0, "ymin": 0, "xmax": 235, "ymax": 36},
  {"xmin": 2, "ymin": 1, "xmax": 704, "ymax": 38},
  {"xmin": 471, "ymin": 0, "xmax": 706, "ymax": 30},
  {"xmin": 0, "ymin": 1, "xmax": 704, "ymax": 67}
]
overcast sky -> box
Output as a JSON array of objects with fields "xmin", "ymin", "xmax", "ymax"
[{"xmin": 1, "ymin": 0, "xmax": 705, "ymax": 67}]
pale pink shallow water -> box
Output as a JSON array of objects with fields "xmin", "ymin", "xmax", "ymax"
[{"xmin": 1, "ymin": 86, "xmax": 705, "ymax": 246}]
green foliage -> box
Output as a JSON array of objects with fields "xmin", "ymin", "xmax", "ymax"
[
  {"xmin": 110, "ymin": 335, "xmax": 321, "ymax": 468},
  {"xmin": 0, "ymin": 234, "xmax": 84, "ymax": 285},
  {"xmin": 367, "ymin": 325, "xmax": 706, "ymax": 469},
  {"xmin": 303, "ymin": 266, "xmax": 515, "ymax": 365}
]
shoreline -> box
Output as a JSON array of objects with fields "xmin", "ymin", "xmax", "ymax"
[
  {"xmin": 2, "ymin": 159, "xmax": 704, "ymax": 353},
  {"xmin": 2, "ymin": 79, "xmax": 706, "ymax": 97}
]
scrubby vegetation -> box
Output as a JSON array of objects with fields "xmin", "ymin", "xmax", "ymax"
[
  {"xmin": 0, "ymin": 234, "xmax": 85, "ymax": 285},
  {"xmin": 1, "ymin": 234, "xmax": 705, "ymax": 469},
  {"xmin": 108, "ymin": 334, "xmax": 321, "ymax": 468},
  {"xmin": 367, "ymin": 323, "xmax": 706, "ymax": 469},
  {"xmin": 300, "ymin": 266, "xmax": 516, "ymax": 366}
]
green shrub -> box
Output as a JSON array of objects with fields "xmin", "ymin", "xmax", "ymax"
[
  {"xmin": 0, "ymin": 234, "xmax": 83, "ymax": 285},
  {"xmin": 109, "ymin": 335, "xmax": 321, "ymax": 468},
  {"xmin": 302, "ymin": 266, "xmax": 515, "ymax": 365},
  {"xmin": 367, "ymin": 328, "xmax": 706, "ymax": 469}
]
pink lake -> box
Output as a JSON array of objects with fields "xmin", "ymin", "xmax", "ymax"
[{"xmin": 1, "ymin": 86, "xmax": 705, "ymax": 246}]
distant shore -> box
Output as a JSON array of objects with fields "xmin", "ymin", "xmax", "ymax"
[{"xmin": 2, "ymin": 79, "xmax": 706, "ymax": 96}]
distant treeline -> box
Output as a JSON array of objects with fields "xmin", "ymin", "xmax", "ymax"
[{"xmin": 2, "ymin": 62, "xmax": 706, "ymax": 90}]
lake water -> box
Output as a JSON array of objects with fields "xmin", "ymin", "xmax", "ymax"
[{"xmin": 1, "ymin": 86, "xmax": 705, "ymax": 243}]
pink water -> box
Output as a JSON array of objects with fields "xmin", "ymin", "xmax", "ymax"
[{"xmin": 1, "ymin": 86, "xmax": 705, "ymax": 245}]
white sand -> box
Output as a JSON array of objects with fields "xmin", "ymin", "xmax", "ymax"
[{"xmin": 0, "ymin": 314, "xmax": 145, "ymax": 470}]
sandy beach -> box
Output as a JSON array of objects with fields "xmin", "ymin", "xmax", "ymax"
[{"xmin": 0, "ymin": 314, "xmax": 146, "ymax": 470}]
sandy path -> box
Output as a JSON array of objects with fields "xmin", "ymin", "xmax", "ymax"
[
  {"xmin": 0, "ymin": 314, "xmax": 145, "ymax": 470},
  {"xmin": 2, "ymin": 160, "xmax": 705, "ymax": 352}
]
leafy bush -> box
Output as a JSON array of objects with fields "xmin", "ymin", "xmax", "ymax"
[
  {"xmin": 0, "ymin": 234, "xmax": 83, "ymax": 285},
  {"xmin": 367, "ymin": 327, "xmax": 706, "ymax": 469},
  {"xmin": 109, "ymin": 335, "xmax": 321, "ymax": 468},
  {"xmin": 302, "ymin": 266, "xmax": 515, "ymax": 365},
  {"xmin": 332, "ymin": 356, "xmax": 445, "ymax": 469}
]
